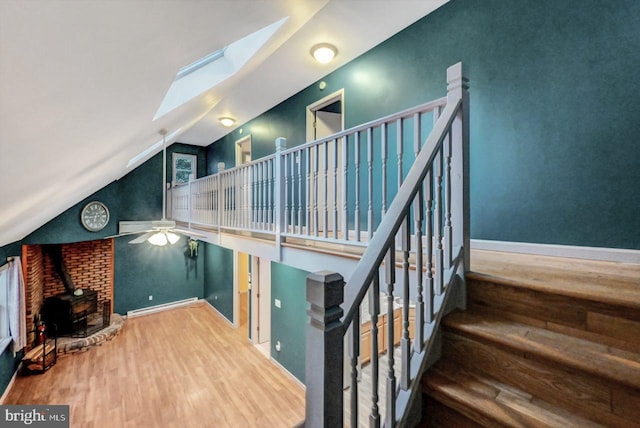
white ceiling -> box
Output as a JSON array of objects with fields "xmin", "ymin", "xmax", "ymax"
[{"xmin": 0, "ymin": 0, "xmax": 448, "ymax": 247}]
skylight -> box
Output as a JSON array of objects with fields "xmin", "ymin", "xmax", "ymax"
[{"xmin": 153, "ymin": 17, "xmax": 288, "ymax": 120}]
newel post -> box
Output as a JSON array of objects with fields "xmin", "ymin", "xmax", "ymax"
[
  {"xmin": 274, "ymin": 137, "xmax": 287, "ymax": 260},
  {"xmin": 447, "ymin": 62, "xmax": 470, "ymax": 307},
  {"xmin": 305, "ymin": 271, "xmax": 345, "ymax": 428}
]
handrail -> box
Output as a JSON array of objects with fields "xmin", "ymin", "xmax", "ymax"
[
  {"xmin": 280, "ymin": 97, "xmax": 447, "ymax": 157},
  {"xmin": 304, "ymin": 62, "xmax": 468, "ymax": 428},
  {"xmin": 342, "ymin": 98, "xmax": 461, "ymax": 328}
]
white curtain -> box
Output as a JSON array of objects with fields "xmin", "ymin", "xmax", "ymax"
[{"xmin": 7, "ymin": 257, "xmax": 26, "ymax": 353}]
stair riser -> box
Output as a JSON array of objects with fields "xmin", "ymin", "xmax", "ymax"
[
  {"xmin": 442, "ymin": 331, "xmax": 640, "ymax": 427},
  {"xmin": 468, "ymin": 279, "xmax": 640, "ymax": 352},
  {"xmin": 421, "ymin": 395, "xmax": 483, "ymax": 428}
]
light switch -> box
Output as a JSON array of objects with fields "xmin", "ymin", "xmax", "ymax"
[{"xmin": 275, "ymin": 298, "xmax": 281, "ymax": 308}]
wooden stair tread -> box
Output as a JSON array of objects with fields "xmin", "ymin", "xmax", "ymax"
[
  {"xmin": 469, "ymin": 249, "xmax": 640, "ymax": 310},
  {"xmin": 423, "ymin": 362, "xmax": 605, "ymax": 428},
  {"xmin": 443, "ymin": 310, "xmax": 640, "ymax": 389}
]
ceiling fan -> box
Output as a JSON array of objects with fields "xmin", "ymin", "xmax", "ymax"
[{"xmin": 115, "ymin": 129, "xmax": 206, "ymax": 246}]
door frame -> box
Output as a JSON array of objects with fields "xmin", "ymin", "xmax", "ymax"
[
  {"xmin": 235, "ymin": 135, "xmax": 252, "ymax": 166},
  {"xmin": 306, "ymin": 89, "xmax": 345, "ymax": 142}
]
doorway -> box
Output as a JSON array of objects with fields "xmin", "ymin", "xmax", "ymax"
[
  {"xmin": 237, "ymin": 251, "xmax": 250, "ymax": 333},
  {"xmin": 306, "ymin": 90, "xmax": 345, "ymax": 235},
  {"xmin": 235, "ymin": 135, "xmax": 252, "ymax": 166},
  {"xmin": 250, "ymin": 256, "xmax": 271, "ymax": 357}
]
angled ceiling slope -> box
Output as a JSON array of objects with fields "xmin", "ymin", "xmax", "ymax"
[{"xmin": 0, "ymin": 0, "xmax": 448, "ymax": 248}]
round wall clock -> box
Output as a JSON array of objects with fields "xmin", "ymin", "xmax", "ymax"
[{"xmin": 81, "ymin": 201, "xmax": 110, "ymax": 232}]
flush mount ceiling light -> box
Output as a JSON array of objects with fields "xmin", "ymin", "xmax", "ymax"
[
  {"xmin": 219, "ymin": 117, "xmax": 235, "ymax": 127},
  {"xmin": 311, "ymin": 43, "xmax": 337, "ymax": 64}
]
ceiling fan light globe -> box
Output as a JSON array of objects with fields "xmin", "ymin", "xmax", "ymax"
[
  {"xmin": 166, "ymin": 232, "xmax": 180, "ymax": 244},
  {"xmin": 148, "ymin": 232, "xmax": 168, "ymax": 246}
]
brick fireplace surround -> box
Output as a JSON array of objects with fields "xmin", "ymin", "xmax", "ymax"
[{"xmin": 22, "ymin": 239, "xmax": 114, "ymax": 349}]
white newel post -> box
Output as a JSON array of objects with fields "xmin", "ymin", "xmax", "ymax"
[
  {"xmin": 274, "ymin": 138, "xmax": 287, "ymax": 260},
  {"xmin": 305, "ymin": 271, "xmax": 345, "ymax": 428},
  {"xmin": 447, "ymin": 62, "xmax": 470, "ymax": 307}
]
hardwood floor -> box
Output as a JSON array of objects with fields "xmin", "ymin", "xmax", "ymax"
[{"xmin": 4, "ymin": 303, "xmax": 305, "ymax": 428}]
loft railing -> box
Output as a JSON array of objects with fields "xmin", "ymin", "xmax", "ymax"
[
  {"xmin": 167, "ymin": 62, "xmax": 468, "ymax": 427},
  {"xmin": 168, "ymin": 96, "xmax": 450, "ymax": 251},
  {"xmin": 305, "ymin": 63, "xmax": 469, "ymax": 427}
]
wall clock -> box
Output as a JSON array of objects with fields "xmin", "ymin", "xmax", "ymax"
[{"xmin": 81, "ymin": 201, "xmax": 110, "ymax": 232}]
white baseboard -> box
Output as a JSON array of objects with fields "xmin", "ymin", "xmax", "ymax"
[
  {"xmin": 471, "ymin": 239, "xmax": 640, "ymax": 264},
  {"xmin": 203, "ymin": 300, "xmax": 234, "ymax": 326},
  {"xmin": 126, "ymin": 297, "xmax": 199, "ymax": 318},
  {"xmin": 270, "ymin": 356, "xmax": 306, "ymax": 390}
]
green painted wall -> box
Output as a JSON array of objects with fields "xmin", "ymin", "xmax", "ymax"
[
  {"xmin": 203, "ymin": 242, "xmax": 234, "ymax": 322},
  {"xmin": 270, "ymin": 262, "xmax": 308, "ymax": 383},
  {"xmin": 21, "ymin": 143, "xmax": 208, "ymax": 314},
  {"xmin": 207, "ymin": 0, "xmax": 640, "ymax": 250}
]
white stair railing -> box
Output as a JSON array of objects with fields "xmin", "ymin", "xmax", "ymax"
[{"xmin": 305, "ymin": 62, "xmax": 469, "ymax": 427}]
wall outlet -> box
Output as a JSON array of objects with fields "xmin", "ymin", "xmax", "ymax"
[
  {"xmin": 274, "ymin": 298, "xmax": 281, "ymax": 308},
  {"xmin": 275, "ymin": 340, "xmax": 281, "ymax": 352},
  {"xmin": 148, "ymin": 295, "xmax": 153, "ymax": 301}
]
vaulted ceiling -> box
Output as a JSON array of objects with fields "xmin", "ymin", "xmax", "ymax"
[{"xmin": 0, "ymin": 0, "xmax": 448, "ymax": 247}]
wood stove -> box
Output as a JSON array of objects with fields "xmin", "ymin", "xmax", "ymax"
[{"xmin": 42, "ymin": 290, "xmax": 98, "ymax": 337}]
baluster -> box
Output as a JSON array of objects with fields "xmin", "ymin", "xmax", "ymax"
[
  {"xmin": 341, "ymin": 136, "xmax": 348, "ymax": 241},
  {"xmin": 414, "ymin": 187, "xmax": 425, "ymax": 351},
  {"xmin": 348, "ymin": 309, "xmax": 360, "ymax": 428},
  {"xmin": 266, "ymin": 159, "xmax": 275, "ymax": 230},
  {"xmin": 354, "ymin": 132, "xmax": 360, "ymax": 242},
  {"xmin": 381, "ymin": 123, "xmax": 388, "ymax": 218},
  {"xmin": 397, "ymin": 118, "xmax": 403, "ymax": 189},
  {"xmin": 444, "ymin": 131, "xmax": 452, "ymax": 269},
  {"xmin": 284, "ymin": 154, "xmax": 289, "ymax": 234},
  {"xmin": 413, "ymin": 112, "xmax": 425, "ymax": 350},
  {"xmin": 327, "ymin": 138, "xmax": 339, "ymax": 239},
  {"xmin": 385, "ymin": 247, "xmax": 396, "ymax": 428},
  {"xmin": 323, "ymin": 140, "xmax": 328, "ymax": 239},
  {"xmin": 313, "ymin": 145, "xmax": 319, "ymax": 237},
  {"xmin": 297, "ymin": 151, "xmax": 303, "ymax": 235},
  {"xmin": 245, "ymin": 167, "xmax": 250, "ymax": 229},
  {"xmin": 290, "ymin": 152, "xmax": 295, "ymax": 233},
  {"xmin": 396, "ymin": 118, "xmax": 404, "ymax": 249},
  {"xmin": 367, "ymin": 128, "xmax": 374, "ymax": 241},
  {"xmin": 258, "ymin": 163, "xmax": 264, "ymax": 229},
  {"xmin": 234, "ymin": 169, "xmax": 239, "ymax": 228},
  {"xmin": 369, "ymin": 274, "xmax": 381, "ymax": 428},
  {"xmin": 425, "ymin": 170, "xmax": 434, "ymax": 323},
  {"xmin": 400, "ymin": 217, "xmax": 411, "ymax": 391},
  {"xmin": 306, "ymin": 147, "xmax": 311, "ymax": 236},
  {"xmin": 333, "ymin": 138, "xmax": 339, "ymax": 240},
  {"xmin": 434, "ymin": 148, "xmax": 444, "ymax": 295},
  {"xmin": 249, "ymin": 164, "xmax": 256, "ymax": 229}
]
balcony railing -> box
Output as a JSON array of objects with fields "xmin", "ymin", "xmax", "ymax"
[{"xmin": 168, "ymin": 62, "xmax": 469, "ymax": 427}]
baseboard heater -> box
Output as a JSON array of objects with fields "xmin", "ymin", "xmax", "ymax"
[{"xmin": 126, "ymin": 297, "xmax": 199, "ymax": 318}]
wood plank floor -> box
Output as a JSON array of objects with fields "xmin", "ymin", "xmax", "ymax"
[{"xmin": 4, "ymin": 303, "xmax": 305, "ymax": 428}]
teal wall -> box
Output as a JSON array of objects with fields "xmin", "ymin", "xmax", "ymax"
[
  {"xmin": 207, "ymin": 0, "xmax": 640, "ymax": 250},
  {"xmin": 203, "ymin": 242, "xmax": 234, "ymax": 321},
  {"xmin": 21, "ymin": 143, "xmax": 208, "ymax": 314},
  {"xmin": 270, "ymin": 262, "xmax": 308, "ymax": 383}
]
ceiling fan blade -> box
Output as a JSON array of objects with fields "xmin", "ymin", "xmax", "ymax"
[
  {"xmin": 129, "ymin": 232, "xmax": 153, "ymax": 244},
  {"xmin": 104, "ymin": 230, "xmax": 152, "ymax": 239}
]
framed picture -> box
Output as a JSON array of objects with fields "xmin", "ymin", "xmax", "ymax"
[{"xmin": 172, "ymin": 153, "xmax": 197, "ymax": 185}]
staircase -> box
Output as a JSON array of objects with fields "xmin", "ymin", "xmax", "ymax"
[{"xmin": 421, "ymin": 249, "xmax": 640, "ymax": 427}]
